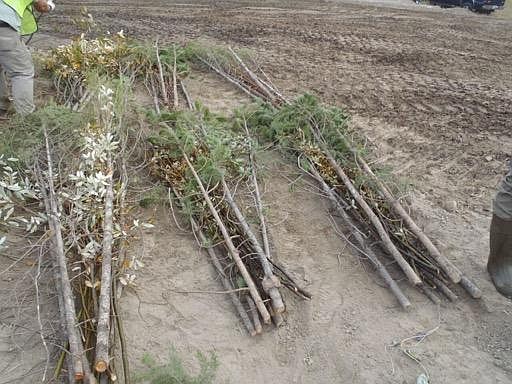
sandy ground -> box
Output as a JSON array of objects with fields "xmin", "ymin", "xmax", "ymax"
[{"xmin": 1, "ymin": 0, "xmax": 511, "ymax": 383}]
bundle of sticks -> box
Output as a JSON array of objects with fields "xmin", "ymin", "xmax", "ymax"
[
  {"xmin": 196, "ymin": 46, "xmax": 482, "ymax": 308},
  {"xmin": 149, "ymin": 106, "xmax": 311, "ymax": 335},
  {"xmin": 34, "ymin": 91, "xmax": 132, "ymax": 382},
  {"xmin": 37, "ymin": 132, "xmax": 119, "ymax": 383},
  {"xmin": 41, "ymin": 36, "xmax": 197, "ymax": 382}
]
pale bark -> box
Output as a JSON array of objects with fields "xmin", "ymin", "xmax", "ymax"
[{"xmin": 95, "ymin": 157, "xmax": 115, "ymax": 373}]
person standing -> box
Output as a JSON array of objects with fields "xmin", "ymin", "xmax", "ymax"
[
  {"xmin": 0, "ymin": 0, "xmax": 54, "ymax": 117},
  {"xmin": 488, "ymin": 160, "xmax": 512, "ymax": 299}
]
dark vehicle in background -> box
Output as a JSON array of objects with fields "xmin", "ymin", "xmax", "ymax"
[{"xmin": 429, "ymin": 0, "xmax": 506, "ymax": 13}]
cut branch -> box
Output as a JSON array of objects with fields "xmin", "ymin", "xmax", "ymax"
[
  {"xmin": 42, "ymin": 126, "xmax": 85, "ymax": 381},
  {"xmin": 95, "ymin": 156, "xmax": 115, "ymax": 373},
  {"xmin": 180, "ymin": 80, "xmax": 195, "ymax": 111},
  {"xmin": 155, "ymin": 39, "xmax": 169, "ymax": 106},
  {"xmin": 197, "ymin": 57, "xmax": 257, "ymax": 100},
  {"xmin": 459, "ymin": 275, "xmax": 482, "ymax": 299}
]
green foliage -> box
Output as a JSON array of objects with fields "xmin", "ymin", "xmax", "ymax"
[
  {"xmin": 150, "ymin": 106, "xmax": 248, "ymax": 181},
  {"xmin": 243, "ymin": 94, "xmax": 407, "ymax": 202},
  {"xmin": 149, "ymin": 105, "xmax": 251, "ymax": 243},
  {"xmin": 135, "ymin": 349, "xmax": 219, "ymax": 384},
  {"xmin": 0, "ymin": 104, "xmax": 83, "ymax": 165},
  {"xmin": 243, "ymin": 94, "xmax": 351, "ymax": 155}
]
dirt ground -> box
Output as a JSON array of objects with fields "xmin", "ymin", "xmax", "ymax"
[{"xmin": 1, "ymin": 1, "xmax": 512, "ymax": 383}]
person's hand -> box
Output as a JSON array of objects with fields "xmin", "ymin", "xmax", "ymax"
[{"xmin": 33, "ymin": 0, "xmax": 54, "ymax": 13}]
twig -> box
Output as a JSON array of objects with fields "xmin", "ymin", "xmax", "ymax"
[
  {"xmin": 0, "ymin": 235, "xmax": 46, "ymax": 276},
  {"xmin": 167, "ymin": 187, "xmax": 188, "ymax": 232},
  {"xmin": 422, "ymin": 271, "xmax": 458, "ymax": 302},
  {"xmin": 113, "ymin": 280, "xmax": 130, "ymax": 384},
  {"xmin": 268, "ymin": 259, "xmax": 312, "ymax": 300},
  {"xmin": 52, "ymin": 347, "xmax": 67, "ymax": 381},
  {"xmin": 256, "ymin": 65, "xmax": 289, "ymax": 104}
]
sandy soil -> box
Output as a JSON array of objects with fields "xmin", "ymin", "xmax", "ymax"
[{"xmin": 1, "ymin": 1, "xmax": 511, "ymax": 383}]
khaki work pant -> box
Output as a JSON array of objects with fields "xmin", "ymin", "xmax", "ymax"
[{"xmin": 0, "ymin": 26, "xmax": 35, "ymax": 115}]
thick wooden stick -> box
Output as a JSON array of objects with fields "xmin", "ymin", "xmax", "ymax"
[
  {"xmin": 221, "ymin": 178, "xmax": 286, "ymax": 314},
  {"xmin": 245, "ymin": 296, "xmax": 263, "ymax": 334},
  {"xmin": 179, "ymin": 150, "xmax": 272, "ymax": 324},
  {"xmin": 272, "ymin": 312, "xmax": 285, "ymax": 327},
  {"xmin": 355, "ymin": 155, "xmax": 462, "ymax": 283},
  {"xmin": 459, "ymin": 275, "xmax": 482, "ymax": 299},
  {"xmin": 423, "ymin": 272, "xmax": 458, "ymax": 302},
  {"xmin": 95, "ymin": 157, "xmax": 115, "ymax": 373},
  {"xmin": 80, "ymin": 345, "xmax": 98, "ymax": 384},
  {"xmin": 155, "ymin": 39, "xmax": 169, "ymax": 106},
  {"xmin": 42, "ymin": 127, "xmax": 85, "ymax": 381},
  {"xmin": 309, "ymin": 163, "xmax": 411, "ymax": 309},
  {"xmin": 421, "ymin": 285, "xmax": 441, "ymax": 305},
  {"xmin": 311, "ymin": 130, "xmax": 422, "ymax": 286},
  {"xmin": 176, "ymin": 82, "xmax": 268, "ymax": 329}
]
